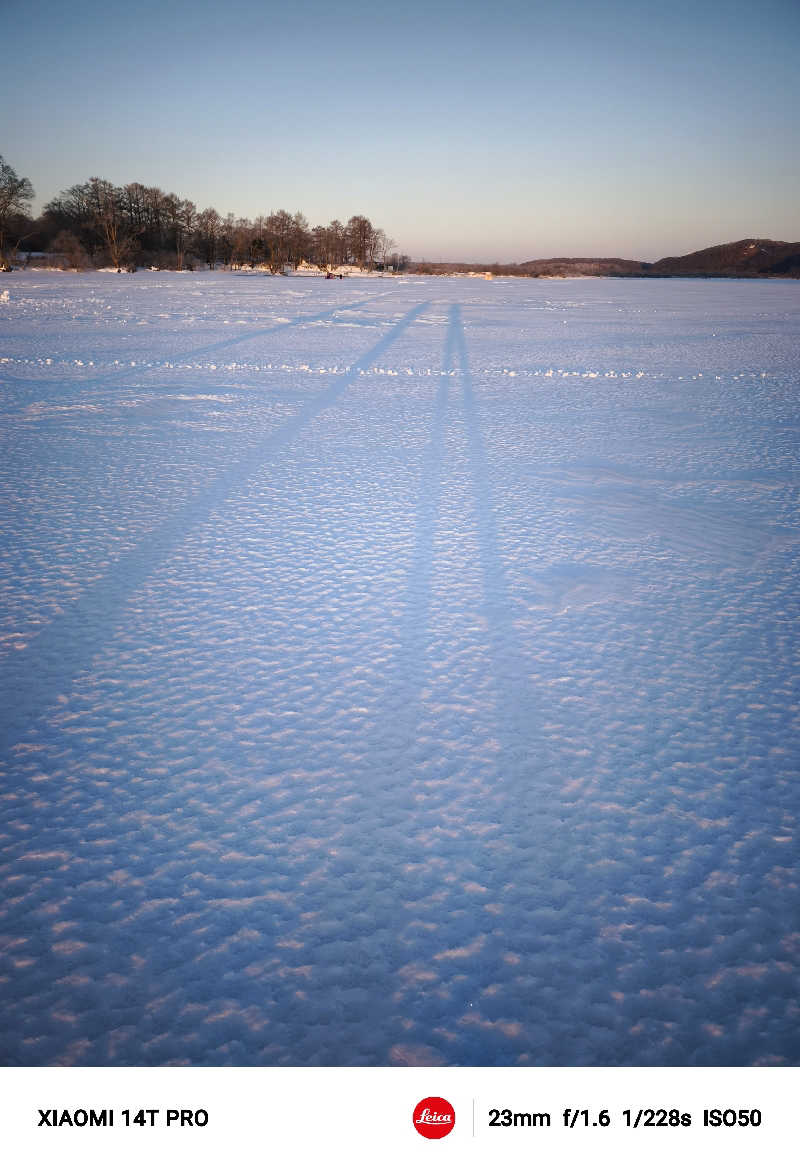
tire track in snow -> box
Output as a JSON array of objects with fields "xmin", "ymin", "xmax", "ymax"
[
  {"xmin": 0, "ymin": 291, "xmax": 393, "ymax": 399},
  {"xmin": 169, "ymin": 289, "xmax": 395, "ymax": 365},
  {"xmin": 0, "ymin": 300, "xmax": 431, "ymax": 759}
]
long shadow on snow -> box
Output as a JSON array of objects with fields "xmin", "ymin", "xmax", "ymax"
[
  {"xmin": 242, "ymin": 304, "xmax": 587, "ymax": 1065},
  {"xmin": 0, "ymin": 301, "xmax": 431, "ymax": 760},
  {"xmin": 351, "ymin": 305, "xmax": 617, "ymax": 1065},
  {"xmin": 0, "ymin": 291, "xmax": 391, "ymax": 400}
]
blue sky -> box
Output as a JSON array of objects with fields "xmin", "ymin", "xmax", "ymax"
[{"xmin": 2, "ymin": 0, "xmax": 799, "ymax": 260}]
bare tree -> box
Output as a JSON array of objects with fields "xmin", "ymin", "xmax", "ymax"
[
  {"xmin": 0, "ymin": 155, "xmax": 35, "ymax": 268},
  {"xmin": 229, "ymin": 217, "xmax": 255, "ymax": 269},
  {"xmin": 346, "ymin": 215, "xmax": 379, "ymax": 269},
  {"xmin": 328, "ymin": 219, "xmax": 347, "ymax": 267},
  {"xmin": 264, "ymin": 209, "xmax": 294, "ymax": 272},
  {"xmin": 51, "ymin": 229, "xmax": 90, "ymax": 270},
  {"xmin": 218, "ymin": 212, "xmax": 236, "ymax": 267},
  {"xmin": 374, "ymin": 229, "xmax": 396, "ymax": 268},
  {"xmin": 290, "ymin": 212, "xmax": 310, "ymax": 266},
  {"xmin": 88, "ymin": 178, "xmax": 138, "ymax": 270},
  {"xmin": 175, "ymin": 199, "xmax": 196, "ymax": 270},
  {"xmin": 38, "ymin": 168, "xmax": 401, "ymax": 276},
  {"xmin": 196, "ymin": 207, "xmax": 221, "ymax": 268}
]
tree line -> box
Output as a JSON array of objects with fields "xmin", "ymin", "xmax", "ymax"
[{"xmin": 0, "ymin": 156, "xmax": 408, "ymax": 273}]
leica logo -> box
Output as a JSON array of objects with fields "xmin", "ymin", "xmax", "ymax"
[{"xmin": 413, "ymin": 1097, "xmax": 456, "ymax": 1139}]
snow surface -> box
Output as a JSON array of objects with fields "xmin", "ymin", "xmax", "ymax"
[{"xmin": 0, "ymin": 271, "xmax": 798, "ymax": 1067}]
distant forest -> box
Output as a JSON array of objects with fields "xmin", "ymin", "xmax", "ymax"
[
  {"xmin": 0, "ymin": 155, "xmax": 408, "ymax": 273},
  {"xmin": 2, "ymin": 155, "xmax": 798, "ymax": 277}
]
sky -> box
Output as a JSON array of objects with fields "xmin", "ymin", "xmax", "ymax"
[{"xmin": 1, "ymin": 0, "xmax": 799, "ymax": 261}]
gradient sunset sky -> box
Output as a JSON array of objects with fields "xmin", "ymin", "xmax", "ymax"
[{"xmin": 3, "ymin": 0, "xmax": 799, "ymax": 261}]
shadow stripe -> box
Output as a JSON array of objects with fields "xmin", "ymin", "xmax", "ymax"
[
  {"xmin": 0, "ymin": 291, "xmax": 391, "ymax": 400},
  {"xmin": 169, "ymin": 290, "xmax": 393, "ymax": 365},
  {"xmin": 449, "ymin": 304, "xmax": 565, "ymax": 810},
  {"xmin": 0, "ymin": 300, "xmax": 430, "ymax": 758}
]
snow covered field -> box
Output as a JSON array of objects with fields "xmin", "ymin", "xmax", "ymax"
[{"xmin": 1, "ymin": 271, "xmax": 798, "ymax": 1066}]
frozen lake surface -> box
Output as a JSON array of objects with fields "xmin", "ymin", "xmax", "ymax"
[{"xmin": 1, "ymin": 271, "xmax": 798, "ymax": 1066}]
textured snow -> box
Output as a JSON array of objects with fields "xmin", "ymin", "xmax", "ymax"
[{"xmin": 0, "ymin": 271, "xmax": 798, "ymax": 1066}]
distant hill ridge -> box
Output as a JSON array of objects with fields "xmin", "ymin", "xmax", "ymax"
[
  {"xmin": 647, "ymin": 238, "xmax": 800, "ymax": 277},
  {"xmin": 518, "ymin": 257, "xmax": 649, "ymax": 277},
  {"xmin": 519, "ymin": 238, "xmax": 800, "ymax": 278}
]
